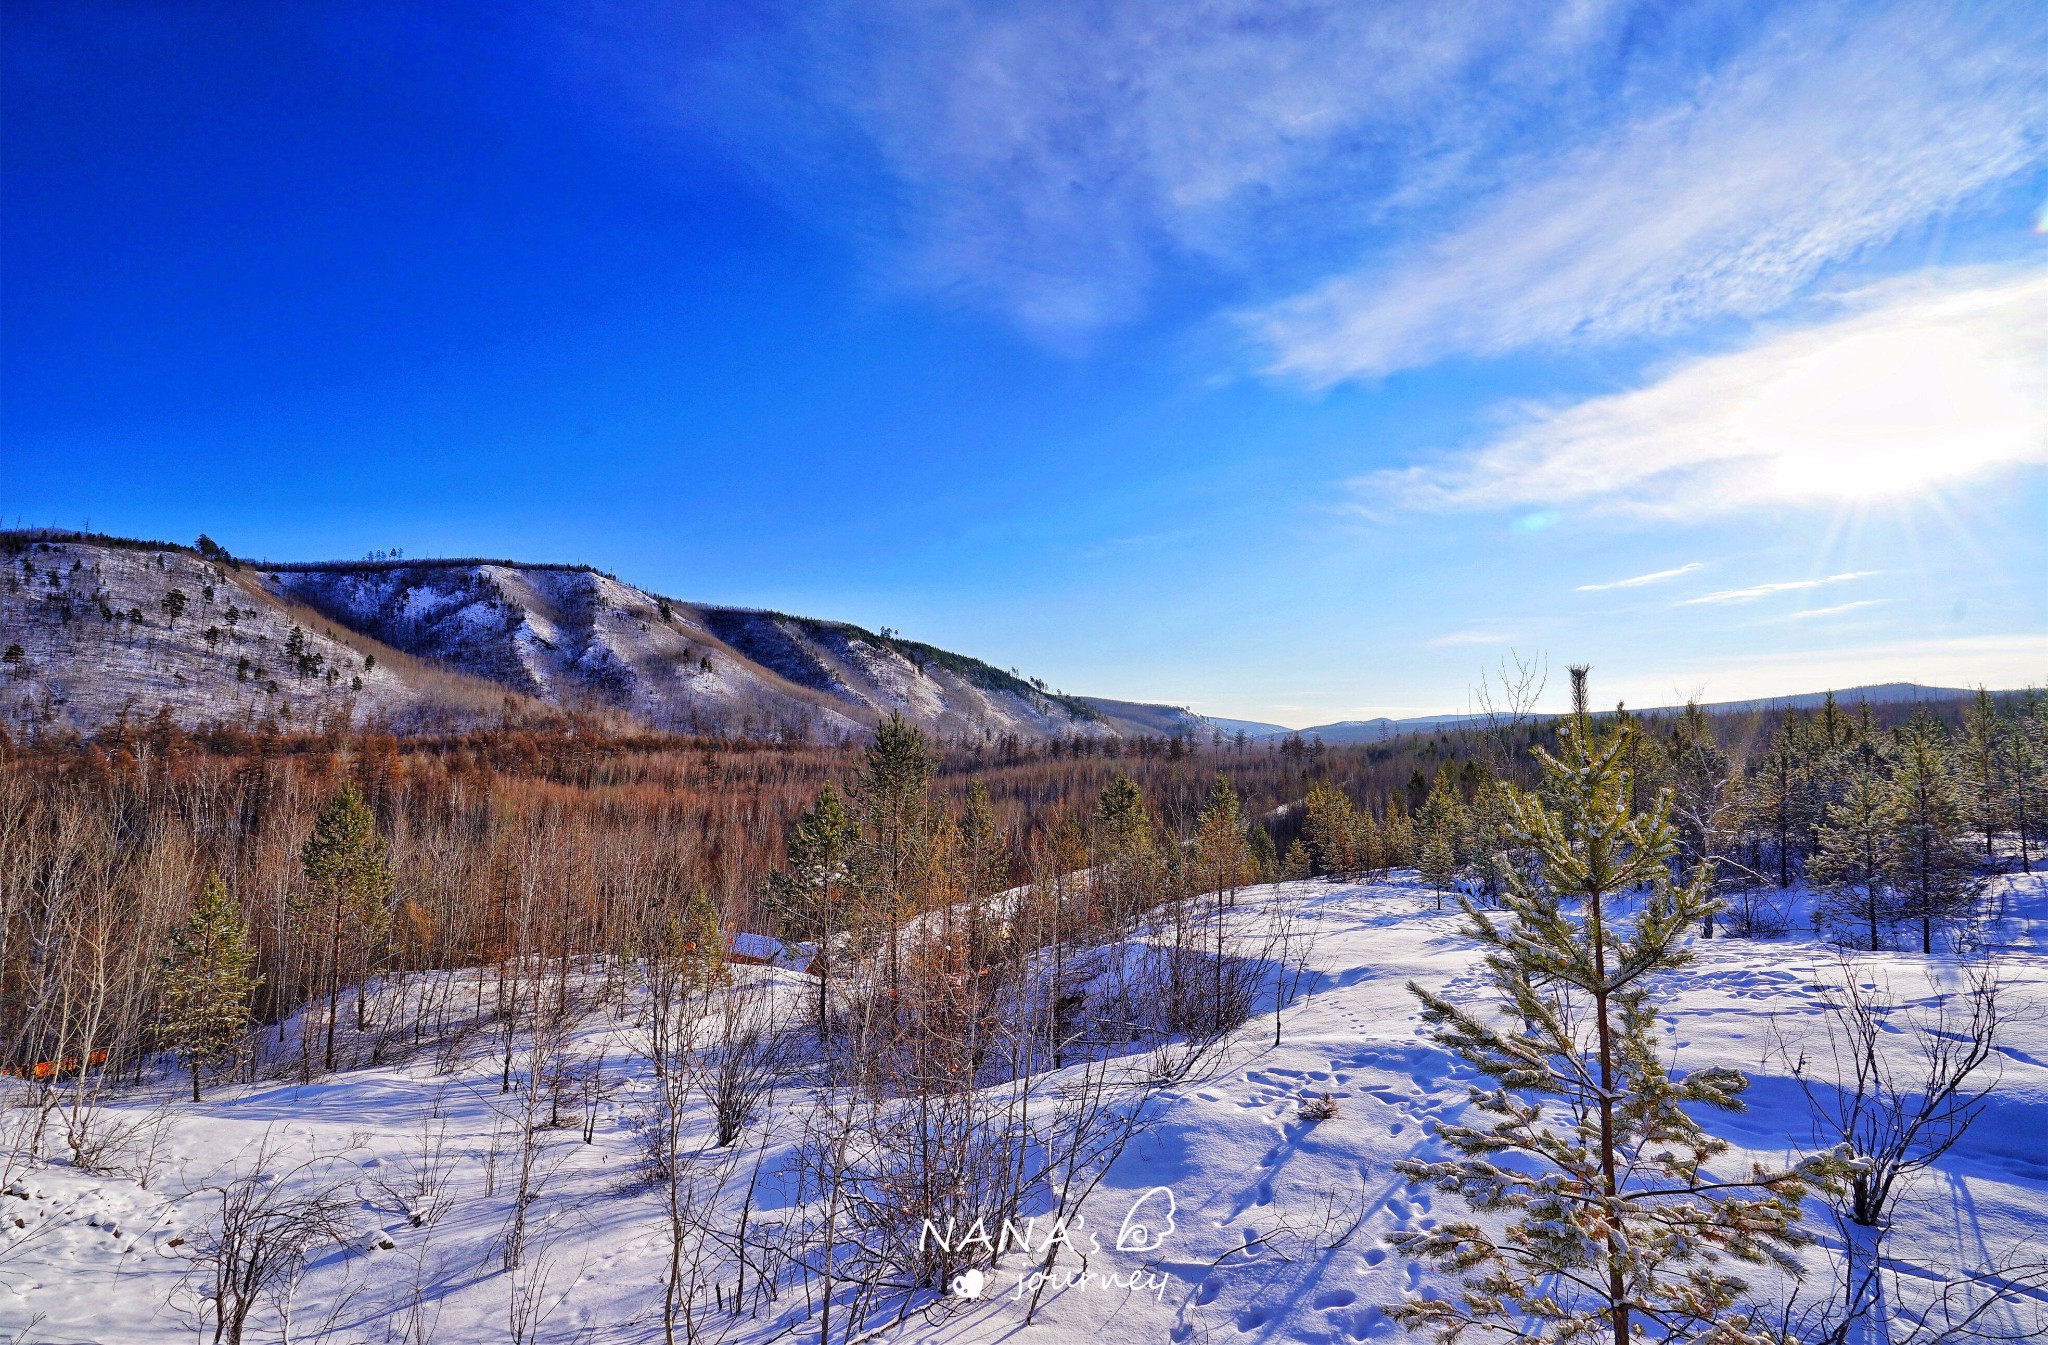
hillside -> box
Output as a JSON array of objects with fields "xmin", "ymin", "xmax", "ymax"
[
  {"xmin": 0, "ymin": 534, "xmax": 534, "ymax": 737},
  {"xmin": 1, "ymin": 533, "xmax": 1205, "ymax": 743}
]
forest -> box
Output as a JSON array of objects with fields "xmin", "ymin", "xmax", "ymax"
[{"xmin": 1, "ymin": 679, "xmax": 2042, "ymax": 1343}]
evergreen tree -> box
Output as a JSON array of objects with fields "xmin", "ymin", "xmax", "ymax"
[
  {"xmin": 1094, "ymin": 771, "xmax": 1149, "ymax": 851},
  {"xmin": 1280, "ymin": 838, "xmax": 1312, "ymax": 881},
  {"xmin": 1380, "ymin": 792, "xmax": 1416, "ymax": 868},
  {"xmin": 1193, "ymin": 775, "xmax": 1254, "ymax": 900},
  {"xmin": 1797, "ymin": 694, "xmax": 1859, "ymax": 863},
  {"xmin": 1665, "ymin": 700, "xmax": 1733, "ymax": 890},
  {"xmin": 1301, "ymin": 781, "xmax": 1357, "ymax": 877},
  {"xmin": 1391, "ymin": 675, "xmax": 1850, "ymax": 1345},
  {"xmin": 958, "ymin": 779, "xmax": 1009, "ymax": 958},
  {"xmin": 1093, "ymin": 771, "xmax": 1158, "ymax": 930},
  {"xmin": 1193, "ymin": 776, "xmax": 1254, "ymax": 1033},
  {"xmin": 1248, "ymin": 824, "xmax": 1277, "ymax": 881},
  {"xmin": 1744, "ymin": 714, "xmax": 1805, "ymax": 887},
  {"xmin": 301, "ymin": 782, "xmax": 392, "ymax": 1073},
  {"xmin": 1887, "ymin": 713, "xmax": 1983, "ymax": 955},
  {"xmin": 1958, "ymin": 687, "xmax": 2007, "ymax": 862},
  {"xmin": 2012, "ymin": 692, "xmax": 2047, "ymax": 874},
  {"xmin": 156, "ymin": 875, "xmax": 261, "ymax": 1101},
  {"xmin": 768, "ymin": 783, "xmax": 856, "ymax": 1042},
  {"xmin": 1352, "ymin": 801, "xmax": 1386, "ymax": 874},
  {"xmin": 848, "ymin": 715, "xmax": 939, "ymax": 1001},
  {"xmin": 1416, "ymin": 763, "xmax": 1465, "ymax": 905},
  {"xmin": 1463, "ymin": 777, "xmax": 1516, "ymax": 906},
  {"xmin": 675, "ymin": 886, "xmax": 728, "ymax": 997},
  {"xmin": 1810, "ymin": 746, "xmax": 1896, "ymax": 951}
]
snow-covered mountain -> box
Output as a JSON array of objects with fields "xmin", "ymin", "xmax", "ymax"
[{"xmin": 1, "ymin": 533, "xmax": 1213, "ymax": 742}]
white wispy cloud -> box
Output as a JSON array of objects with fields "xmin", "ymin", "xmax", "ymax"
[
  {"xmin": 1427, "ymin": 629, "xmax": 1517, "ymax": 647},
  {"xmin": 1782, "ymin": 600, "xmax": 1886, "ymax": 621},
  {"xmin": 1257, "ymin": 6, "xmax": 2048, "ymax": 381},
  {"xmin": 694, "ymin": 3, "xmax": 2043, "ymax": 347},
  {"xmin": 1351, "ymin": 269, "xmax": 2048, "ymax": 519},
  {"xmin": 698, "ymin": 3, "xmax": 1597, "ymax": 335},
  {"xmin": 1681, "ymin": 572, "xmax": 1879, "ymax": 606},
  {"xmin": 1576, "ymin": 563, "xmax": 1703, "ymax": 593}
]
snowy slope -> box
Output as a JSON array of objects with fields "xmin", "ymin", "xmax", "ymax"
[
  {"xmin": 1, "ymin": 537, "xmax": 526, "ymax": 738},
  {"xmin": 268, "ymin": 562, "xmax": 872, "ymax": 739},
  {"xmin": 6, "ymin": 874, "xmax": 2043, "ymax": 1344},
  {"xmin": 3, "ymin": 533, "xmax": 1206, "ymax": 742},
  {"xmin": 270, "ymin": 563, "xmax": 1157, "ymax": 742}
]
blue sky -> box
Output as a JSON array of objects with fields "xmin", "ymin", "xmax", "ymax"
[{"xmin": 3, "ymin": 1, "xmax": 2044, "ymax": 725}]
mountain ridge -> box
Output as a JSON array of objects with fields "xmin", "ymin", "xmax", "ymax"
[
  {"xmin": 0, "ymin": 531, "xmax": 1212, "ymax": 743},
  {"xmin": 1, "ymin": 531, "xmax": 2018, "ymax": 745}
]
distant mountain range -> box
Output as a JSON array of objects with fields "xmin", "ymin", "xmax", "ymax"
[
  {"xmin": 0, "ymin": 530, "xmax": 2005, "ymax": 744},
  {"xmin": 1233, "ymin": 683, "xmax": 1986, "ymax": 744}
]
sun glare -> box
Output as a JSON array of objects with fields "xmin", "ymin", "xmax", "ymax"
[{"xmin": 1738, "ymin": 294, "xmax": 2045, "ymax": 505}]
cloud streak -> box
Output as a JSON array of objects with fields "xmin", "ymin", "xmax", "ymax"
[
  {"xmin": 1782, "ymin": 600, "xmax": 1885, "ymax": 621},
  {"xmin": 1255, "ymin": 5, "xmax": 2048, "ymax": 381},
  {"xmin": 1351, "ymin": 269, "xmax": 2048, "ymax": 520},
  {"xmin": 1681, "ymin": 572, "xmax": 1878, "ymax": 606},
  {"xmin": 1576, "ymin": 563, "xmax": 1703, "ymax": 592},
  {"xmin": 695, "ymin": 2, "xmax": 2045, "ymax": 351}
]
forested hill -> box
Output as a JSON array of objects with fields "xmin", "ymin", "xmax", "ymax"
[{"xmin": 0, "ymin": 531, "xmax": 1212, "ymax": 743}]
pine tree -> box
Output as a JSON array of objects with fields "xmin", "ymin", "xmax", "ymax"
[
  {"xmin": 1416, "ymin": 763, "xmax": 1465, "ymax": 905},
  {"xmin": 1463, "ymin": 776, "xmax": 1515, "ymax": 906},
  {"xmin": 1248, "ymin": 824, "xmax": 1277, "ymax": 881},
  {"xmin": 1958, "ymin": 687, "xmax": 2006, "ymax": 863},
  {"xmin": 1744, "ymin": 714, "xmax": 1805, "ymax": 888},
  {"xmin": 1352, "ymin": 801, "xmax": 1386, "ymax": 874},
  {"xmin": 2012, "ymin": 692, "xmax": 2047, "ymax": 874},
  {"xmin": 1810, "ymin": 745, "xmax": 1895, "ymax": 951},
  {"xmin": 1302, "ymin": 781, "xmax": 1357, "ymax": 877},
  {"xmin": 1391, "ymin": 673, "xmax": 1850, "ymax": 1345},
  {"xmin": 1193, "ymin": 776, "xmax": 1254, "ymax": 1033},
  {"xmin": 1665, "ymin": 700, "xmax": 1733, "ymax": 891},
  {"xmin": 1095, "ymin": 771, "xmax": 1149, "ymax": 852},
  {"xmin": 849, "ymin": 714, "xmax": 939, "ymax": 1001},
  {"xmin": 768, "ymin": 783, "xmax": 855, "ymax": 1042},
  {"xmin": 1193, "ymin": 775, "xmax": 1254, "ymax": 899},
  {"xmin": 675, "ymin": 886, "xmax": 728, "ymax": 996},
  {"xmin": 157, "ymin": 875, "xmax": 262, "ymax": 1102},
  {"xmin": 1094, "ymin": 771, "xmax": 1162, "ymax": 931},
  {"xmin": 1281, "ymin": 838, "xmax": 1313, "ymax": 881},
  {"xmin": 301, "ymin": 782, "xmax": 392, "ymax": 1073},
  {"xmin": 1887, "ymin": 712, "xmax": 1983, "ymax": 955},
  {"xmin": 1380, "ymin": 792, "xmax": 1417, "ymax": 868},
  {"xmin": 958, "ymin": 779, "xmax": 1009, "ymax": 959}
]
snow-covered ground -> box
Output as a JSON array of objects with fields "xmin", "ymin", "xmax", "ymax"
[{"xmin": 5, "ymin": 873, "xmax": 2044, "ymax": 1344}]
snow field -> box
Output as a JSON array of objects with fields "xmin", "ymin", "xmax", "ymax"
[{"xmin": 3, "ymin": 872, "xmax": 2043, "ymax": 1344}]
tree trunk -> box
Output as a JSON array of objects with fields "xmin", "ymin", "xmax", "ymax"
[
  {"xmin": 323, "ymin": 889, "xmax": 343, "ymax": 1074},
  {"xmin": 1588, "ymin": 886, "xmax": 1629, "ymax": 1345}
]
